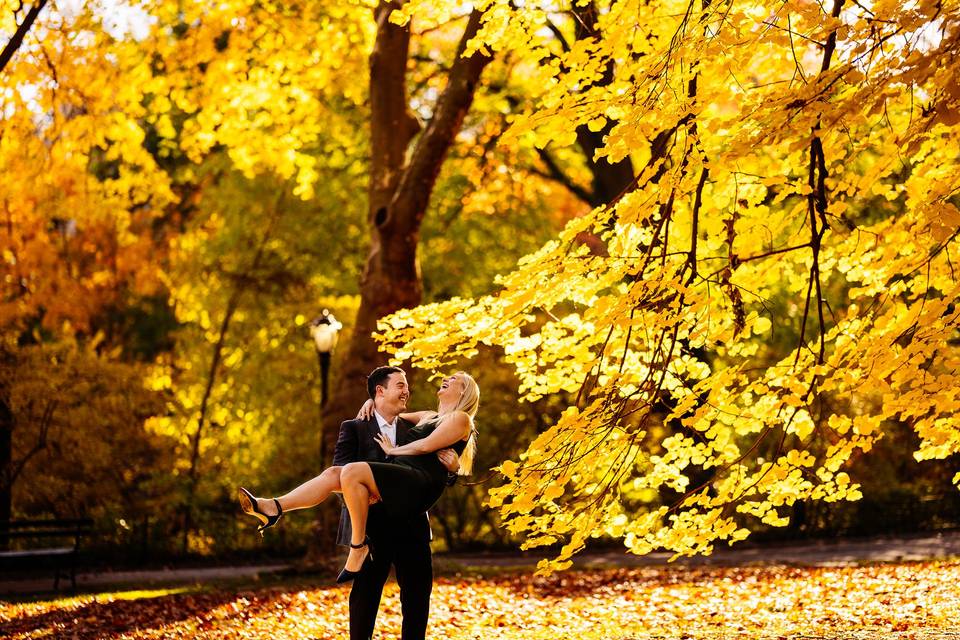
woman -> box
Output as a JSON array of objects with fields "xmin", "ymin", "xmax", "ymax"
[{"xmin": 238, "ymin": 371, "xmax": 479, "ymax": 583}]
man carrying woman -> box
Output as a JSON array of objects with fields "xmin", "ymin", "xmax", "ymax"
[{"xmin": 239, "ymin": 366, "xmax": 479, "ymax": 640}]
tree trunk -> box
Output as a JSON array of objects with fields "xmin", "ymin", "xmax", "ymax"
[
  {"xmin": 323, "ymin": 4, "xmax": 491, "ymax": 452},
  {"xmin": 572, "ymin": 1, "xmax": 636, "ymax": 207},
  {"xmin": 538, "ymin": 1, "xmax": 636, "ymax": 211},
  {"xmin": 306, "ymin": 3, "xmax": 492, "ymax": 560}
]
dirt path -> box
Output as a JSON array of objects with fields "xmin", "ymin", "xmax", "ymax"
[
  {"xmin": 444, "ymin": 530, "xmax": 960, "ymax": 570},
  {"xmin": 0, "ymin": 564, "xmax": 290, "ymax": 596}
]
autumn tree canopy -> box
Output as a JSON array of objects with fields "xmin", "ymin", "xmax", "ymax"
[
  {"xmin": 2, "ymin": 0, "xmax": 959, "ymax": 562},
  {"xmin": 0, "ymin": 0, "xmax": 574, "ymax": 552},
  {"xmin": 377, "ymin": 0, "xmax": 960, "ymax": 571}
]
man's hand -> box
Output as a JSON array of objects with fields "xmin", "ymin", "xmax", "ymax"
[
  {"xmin": 436, "ymin": 448, "xmax": 460, "ymax": 474},
  {"xmin": 356, "ymin": 398, "xmax": 375, "ymax": 420}
]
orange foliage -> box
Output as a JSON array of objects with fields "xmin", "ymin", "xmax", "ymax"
[{"xmin": 2, "ymin": 562, "xmax": 959, "ymax": 638}]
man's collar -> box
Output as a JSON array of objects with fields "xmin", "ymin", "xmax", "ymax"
[{"xmin": 373, "ymin": 409, "xmax": 397, "ymax": 428}]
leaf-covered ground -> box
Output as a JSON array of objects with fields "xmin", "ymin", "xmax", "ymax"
[{"xmin": 2, "ymin": 562, "xmax": 959, "ymax": 639}]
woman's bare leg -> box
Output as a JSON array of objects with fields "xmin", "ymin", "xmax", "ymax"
[
  {"xmin": 340, "ymin": 462, "xmax": 381, "ymax": 571},
  {"xmin": 253, "ymin": 466, "xmax": 342, "ymax": 516}
]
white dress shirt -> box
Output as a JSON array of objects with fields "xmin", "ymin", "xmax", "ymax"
[{"xmin": 373, "ymin": 409, "xmax": 397, "ymax": 447}]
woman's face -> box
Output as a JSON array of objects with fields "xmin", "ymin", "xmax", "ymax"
[{"xmin": 437, "ymin": 373, "xmax": 465, "ymax": 405}]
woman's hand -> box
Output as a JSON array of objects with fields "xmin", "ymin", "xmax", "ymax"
[
  {"xmin": 356, "ymin": 399, "xmax": 375, "ymax": 420},
  {"xmin": 374, "ymin": 433, "xmax": 397, "ymax": 456}
]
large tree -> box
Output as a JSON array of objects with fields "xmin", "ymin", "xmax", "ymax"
[
  {"xmin": 322, "ymin": 3, "xmax": 493, "ymax": 432},
  {"xmin": 378, "ymin": 0, "xmax": 960, "ymax": 572}
]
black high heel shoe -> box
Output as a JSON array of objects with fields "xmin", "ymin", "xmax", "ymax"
[
  {"xmin": 238, "ymin": 487, "xmax": 282, "ymax": 536},
  {"xmin": 336, "ymin": 536, "xmax": 373, "ymax": 584}
]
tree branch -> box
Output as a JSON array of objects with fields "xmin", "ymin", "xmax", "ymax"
[
  {"xmin": 533, "ymin": 148, "xmax": 594, "ymax": 204},
  {"xmin": 796, "ymin": 0, "xmax": 844, "ymax": 367},
  {"xmin": 0, "ymin": 0, "xmax": 47, "ymax": 75},
  {"xmin": 687, "ymin": 167, "xmax": 708, "ymax": 285},
  {"xmin": 7, "ymin": 399, "xmax": 56, "ymax": 489},
  {"xmin": 544, "ymin": 16, "xmax": 572, "ymax": 53},
  {"xmin": 389, "ymin": 9, "xmax": 493, "ymax": 234}
]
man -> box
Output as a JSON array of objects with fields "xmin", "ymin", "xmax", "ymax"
[{"xmin": 333, "ymin": 365, "xmax": 458, "ymax": 640}]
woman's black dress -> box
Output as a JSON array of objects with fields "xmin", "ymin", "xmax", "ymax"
[{"xmin": 368, "ymin": 419, "xmax": 468, "ymax": 517}]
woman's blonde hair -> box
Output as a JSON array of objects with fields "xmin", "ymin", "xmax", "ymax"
[{"xmin": 438, "ymin": 371, "xmax": 479, "ymax": 475}]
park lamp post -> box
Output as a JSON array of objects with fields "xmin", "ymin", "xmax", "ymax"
[
  {"xmin": 304, "ymin": 310, "xmax": 342, "ymax": 561},
  {"xmin": 309, "ymin": 309, "xmax": 341, "ymax": 407}
]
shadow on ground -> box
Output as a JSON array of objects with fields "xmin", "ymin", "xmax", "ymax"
[{"xmin": 0, "ymin": 583, "xmax": 332, "ymax": 640}]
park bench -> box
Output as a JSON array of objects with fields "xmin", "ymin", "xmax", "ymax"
[{"xmin": 0, "ymin": 519, "xmax": 93, "ymax": 590}]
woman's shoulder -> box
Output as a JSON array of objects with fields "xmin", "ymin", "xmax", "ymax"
[{"xmin": 441, "ymin": 410, "xmax": 472, "ymax": 432}]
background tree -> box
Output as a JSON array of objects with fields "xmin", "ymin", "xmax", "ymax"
[
  {"xmin": 321, "ymin": 3, "xmax": 493, "ymax": 444},
  {"xmin": 0, "ymin": 3, "xmax": 176, "ymax": 528},
  {"xmin": 2, "ymin": 342, "xmax": 174, "ymax": 557}
]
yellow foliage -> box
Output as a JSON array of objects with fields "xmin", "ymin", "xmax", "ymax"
[{"xmin": 377, "ymin": 0, "xmax": 960, "ymax": 570}]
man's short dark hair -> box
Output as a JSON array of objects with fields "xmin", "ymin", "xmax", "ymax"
[{"xmin": 367, "ymin": 366, "xmax": 404, "ymax": 399}]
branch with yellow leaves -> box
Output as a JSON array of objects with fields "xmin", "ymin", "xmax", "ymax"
[{"xmin": 796, "ymin": 0, "xmax": 844, "ymax": 370}]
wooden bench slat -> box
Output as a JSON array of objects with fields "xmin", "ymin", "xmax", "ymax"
[
  {"xmin": 0, "ymin": 548, "xmax": 74, "ymax": 558},
  {"xmin": 0, "ymin": 519, "xmax": 93, "ymax": 529},
  {"xmin": 0, "ymin": 530, "xmax": 90, "ymax": 539}
]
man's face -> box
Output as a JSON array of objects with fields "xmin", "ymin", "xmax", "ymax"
[{"xmin": 377, "ymin": 372, "xmax": 409, "ymax": 414}]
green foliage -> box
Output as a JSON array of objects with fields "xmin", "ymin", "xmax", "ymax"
[
  {"xmin": 3, "ymin": 341, "xmax": 175, "ymax": 536},
  {"xmin": 145, "ymin": 163, "xmax": 367, "ymax": 553},
  {"xmin": 421, "ymin": 171, "xmax": 563, "ymax": 301}
]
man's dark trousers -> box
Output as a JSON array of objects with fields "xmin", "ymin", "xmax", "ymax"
[
  {"xmin": 349, "ymin": 504, "xmax": 432, "ymax": 640},
  {"xmin": 333, "ymin": 417, "xmax": 432, "ymax": 640}
]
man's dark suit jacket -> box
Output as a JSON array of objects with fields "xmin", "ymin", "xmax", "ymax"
[{"xmin": 332, "ymin": 416, "xmax": 431, "ymax": 546}]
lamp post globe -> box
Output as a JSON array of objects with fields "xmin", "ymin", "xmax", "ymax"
[{"xmin": 309, "ymin": 309, "xmax": 341, "ymax": 406}]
